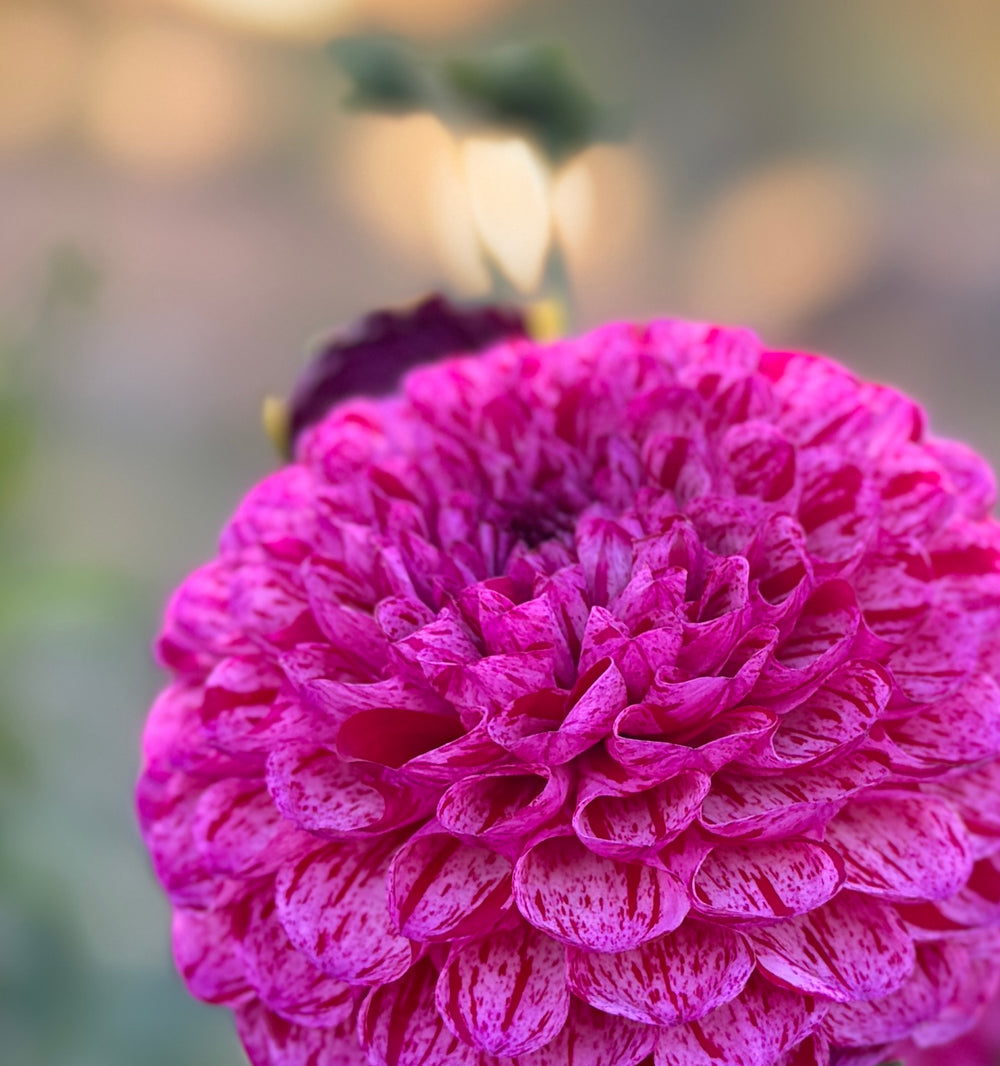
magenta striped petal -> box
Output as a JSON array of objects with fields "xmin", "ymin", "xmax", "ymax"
[
  {"xmin": 930, "ymin": 760, "xmax": 1000, "ymax": 857},
  {"xmin": 172, "ymin": 906, "xmax": 252, "ymax": 1006},
  {"xmin": 235, "ymin": 1000, "xmax": 368, "ymax": 1066},
  {"xmin": 514, "ymin": 834, "xmax": 688, "ymax": 950},
  {"xmin": 567, "ymin": 922, "xmax": 753, "ymax": 1026},
  {"xmin": 489, "ymin": 657, "xmax": 628, "ymax": 765},
  {"xmin": 510, "ymin": 999, "xmax": 655, "ymax": 1066},
  {"xmin": 884, "ymin": 673, "xmax": 1000, "ymax": 769},
  {"xmin": 573, "ymin": 769, "xmax": 710, "ymax": 860},
  {"xmin": 436, "ymin": 766, "xmax": 570, "ymax": 847},
  {"xmin": 823, "ymin": 943, "xmax": 951, "ymax": 1046},
  {"xmin": 388, "ymin": 829, "xmax": 512, "ymax": 941},
  {"xmin": 359, "ymin": 959, "xmax": 483, "ymax": 1066},
  {"xmin": 192, "ymin": 780, "xmax": 313, "ymax": 879},
  {"xmin": 233, "ymin": 890, "xmax": 355, "ymax": 1027},
  {"xmin": 691, "ymin": 838, "xmax": 844, "ymax": 923},
  {"xmin": 885, "ymin": 606, "xmax": 981, "ymax": 702},
  {"xmin": 796, "ymin": 453, "xmax": 878, "ymax": 568},
  {"xmin": 737, "ymin": 661, "xmax": 889, "ymax": 772},
  {"xmin": 654, "ymin": 972, "xmax": 826, "ymax": 1066},
  {"xmin": 700, "ymin": 751, "xmax": 888, "ymax": 840},
  {"xmin": 749, "ymin": 892, "xmax": 915, "ymax": 1003},
  {"xmin": 435, "ymin": 922, "xmax": 569, "ymax": 1056},
  {"xmin": 824, "ymin": 794, "xmax": 973, "ymax": 902},
  {"xmin": 275, "ymin": 841, "xmax": 414, "ymax": 985}
]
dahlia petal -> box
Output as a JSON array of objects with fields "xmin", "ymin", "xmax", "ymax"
[
  {"xmin": 749, "ymin": 892, "xmax": 915, "ymax": 1002},
  {"xmin": 910, "ymin": 939, "xmax": 1000, "ymax": 1047},
  {"xmin": 575, "ymin": 513, "xmax": 634, "ymax": 605},
  {"xmin": 156, "ymin": 559, "xmax": 252, "ymax": 674},
  {"xmin": 275, "ymin": 840, "xmax": 414, "ymax": 985},
  {"xmin": 755, "ymin": 582, "xmax": 861, "ymax": 703},
  {"xmin": 490, "ymin": 657, "xmax": 628, "ymax": 765},
  {"xmin": 359, "ymin": 958, "xmax": 483, "ymax": 1066},
  {"xmin": 930, "ymin": 760, "xmax": 1000, "ymax": 857},
  {"xmin": 611, "ymin": 705, "xmax": 777, "ymax": 781},
  {"xmin": 566, "ymin": 921, "xmax": 754, "ymax": 1026},
  {"xmin": 738, "ymin": 661, "xmax": 889, "ymax": 771},
  {"xmin": 573, "ymin": 768, "xmax": 710, "ymax": 860},
  {"xmin": 435, "ymin": 922, "xmax": 569, "ymax": 1057},
  {"xmin": 925, "ymin": 437, "xmax": 997, "ymax": 518},
  {"xmin": 691, "ymin": 838, "xmax": 844, "ymax": 923},
  {"xmin": 935, "ymin": 854, "xmax": 1000, "ymax": 928},
  {"xmin": 679, "ymin": 555, "xmax": 753, "ymax": 675},
  {"xmin": 700, "ymin": 751, "xmax": 888, "ymax": 840},
  {"xmin": 796, "ymin": 452, "xmax": 878, "ymax": 569},
  {"xmin": 721, "ymin": 420, "xmax": 797, "ymax": 504},
  {"xmin": 509, "ymin": 998, "xmax": 655, "ymax": 1066},
  {"xmin": 654, "ymin": 971, "xmax": 826, "ymax": 1066},
  {"xmin": 220, "ymin": 466, "xmax": 317, "ymax": 554},
  {"xmin": 884, "ymin": 674, "xmax": 1000, "ymax": 770},
  {"xmin": 513, "ymin": 834, "xmax": 688, "ymax": 950},
  {"xmin": 299, "ymin": 579, "xmax": 389, "ymax": 674},
  {"xmin": 235, "ymin": 1000, "xmax": 368, "ymax": 1066},
  {"xmin": 172, "ymin": 906, "xmax": 252, "ymax": 1005},
  {"xmin": 850, "ymin": 536, "xmax": 932, "ymax": 645},
  {"xmin": 192, "ymin": 780, "xmax": 313, "ymax": 879},
  {"xmin": 823, "ymin": 793, "xmax": 974, "ymax": 901},
  {"xmin": 884, "ymin": 607, "xmax": 981, "ymax": 703},
  {"xmin": 875, "ymin": 446, "xmax": 955, "ymax": 538},
  {"xmin": 234, "ymin": 890, "xmax": 355, "ymax": 1027},
  {"xmin": 436, "ymin": 765, "xmax": 570, "ymax": 847},
  {"xmin": 266, "ymin": 744, "xmax": 430, "ymax": 838},
  {"xmin": 388, "ymin": 828, "xmax": 512, "ymax": 942},
  {"xmin": 748, "ymin": 514, "xmax": 814, "ymax": 621},
  {"xmin": 823, "ymin": 943, "xmax": 950, "ymax": 1047}
]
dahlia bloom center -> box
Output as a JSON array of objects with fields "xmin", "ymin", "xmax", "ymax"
[{"xmin": 139, "ymin": 317, "xmax": 1000, "ymax": 1066}]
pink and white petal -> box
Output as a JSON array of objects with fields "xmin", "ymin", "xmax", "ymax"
[
  {"xmin": 360, "ymin": 959, "xmax": 484, "ymax": 1066},
  {"xmin": 738, "ymin": 662, "xmax": 889, "ymax": 772},
  {"xmin": 691, "ymin": 838, "xmax": 844, "ymax": 924},
  {"xmin": 930, "ymin": 759, "xmax": 1000, "ymax": 857},
  {"xmin": 436, "ymin": 922, "xmax": 569, "ymax": 1057},
  {"xmin": 172, "ymin": 906, "xmax": 252, "ymax": 1005},
  {"xmin": 388, "ymin": 829, "xmax": 512, "ymax": 942},
  {"xmin": 192, "ymin": 779, "xmax": 314, "ymax": 879},
  {"xmin": 573, "ymin": 770, "xmax": 710, "ymax": 861},
  {"xmin": 490, "ymin": 658, "xmax": 628, "ymax": 766},
  {"xmin": 509, "ymin": 998, "xmax": 655, "ymax": 1066},
  {"xmin": 437, "ymin": 766, "xmax": 570, "ymax": 848},
  {"xmin": 235, "ymin": 1000, "xmax": 368, "ymax": 1066},
  {"xmin": 935, "ymin": 853, "xmax": 1000, "ymax": 928},
  {"xmin": 749, "ymin": 893, "xmax": 915, "ymax": 1003},
  {"xmin": 566, "ymin": 922, "xmax": 754, "ymax": 1027},
  {"xmin": 885, "ymin": 607, "xmax": 982, "ymax": 703},
  {"xmin": 884, "ymin": 674, "xmax": 1000, "ymax": 770},
  {"xmin": 233, "ymin": 890, "xmax": 355, "ymax": 1027},
  {"xmin": 514, "ymin": 834, "xmax": 688, "ymax": 951},
  {"xmin": 275, "ymin": 840, "xmax": 414, "ymax": 985},
  {"xmin": 266, "ymin": 744, "xmax": 429, "ymax": 838},
  {"xmin": 823, "ymin": 794, "xmax": 973, "ymax": 902},
  {"xmin": 721, "ymin": 420, "xmax": 797, "ymax": 503},
  {"xmin": 654, "ymin": 972, "xmax": 827, "ymax": 1066},
  {"xmin": 700, "ymin": 751, "xmax": 888, "ymax": 841},
  {"xmin": 795, "ymin": 452, "xmax": 879, "ymax": 570},
  {"xmin": 925, "ymin": 437, "xmax": 997, "ymax": 518},
  {"xmin": 910, "ymin": 943, "xmax": 1000, "ymax": 1048},
  {"xmin": 851, "ymin": 538, "xmax": 932, "ymax": 645},
  {"xmin": 575, "ymin": 512, "xmax": 635, "ymax": 605},
  {"xmin": 755, "ymin": 582, "xmax": 861, "ymax": 703},
  {"xmin": 822, "ymin": 943, "xmax": 951, "ymax": 1047}
]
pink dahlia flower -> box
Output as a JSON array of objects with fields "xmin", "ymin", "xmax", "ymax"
[{"xmin": 138, "ymin": 310, "xmax": 1000, "ymax": 1066}]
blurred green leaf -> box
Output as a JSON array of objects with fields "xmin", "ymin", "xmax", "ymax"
[
  {"xmin": 445, "ymin": 43, "xmax": 624, "ymax": 163},
  {"xmin": 0, "ymin": 395, "xmax": 34, "ymax": 516},
  {"xmin": 328, "ymin": 36, "xmax": 428, "ymax": 112}
]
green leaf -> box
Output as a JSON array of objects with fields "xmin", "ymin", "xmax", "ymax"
[
  {"xmin": 445, "ymin": 42, "xmax": 624, "ymax": 163},
  {"xmin": 328, "ymin": 36, "xmax": 427, "ymax": 112}
]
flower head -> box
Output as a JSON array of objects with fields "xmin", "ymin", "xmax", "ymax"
[{"xmin": 139, "ymin": 312, "xmax": 1000, "ymax": 1066}]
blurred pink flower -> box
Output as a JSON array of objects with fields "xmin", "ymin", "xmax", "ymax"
[{"xmin": 138, "ymin": 314, "xmax": 1000, "ymax": 1065}]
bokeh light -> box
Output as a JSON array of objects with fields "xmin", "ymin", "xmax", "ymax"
[
  {"xmin": 82, "ymin": 19, "xmax": 255, "ymax": 178},
  {"xmin": 0, "ymin": 4, "xmax": 85, "ymax": 153},
  {"xmin": 687, "ymin": 159, "xmax": 877, "ymax": 333},
  {"xmin": 462, "ymin": 135, "xmax": 553, "ymax": 294},
  {"xmin": 174, "ymin": 0, "xmax": 359, "ymax": 40}
]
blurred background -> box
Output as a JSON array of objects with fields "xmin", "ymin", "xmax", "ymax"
[{"xmin": 3, "ymin": 1, "xmax": 1000, "ymax": 1063}]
